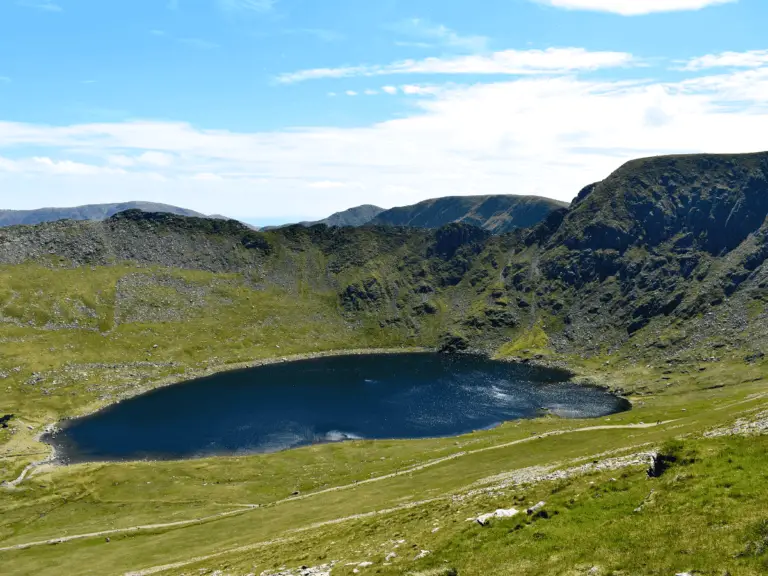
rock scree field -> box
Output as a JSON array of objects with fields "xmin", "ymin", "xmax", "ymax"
[{"xmin": 2, "ymin": 152, "xmax": 768, "ymax": 575}]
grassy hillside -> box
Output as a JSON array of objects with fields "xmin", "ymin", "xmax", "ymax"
[{"xmin": 1, "ymin": 152, "xmax": 768, "ymax": 575}]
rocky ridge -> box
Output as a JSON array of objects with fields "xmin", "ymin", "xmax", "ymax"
[{"xmin": 1, "ymin": 152, "xmax": 768, "ymax": 365}]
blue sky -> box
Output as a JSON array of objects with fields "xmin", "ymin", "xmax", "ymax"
[{"xmin": 1, "ymin": 0, "xmax": 767, "ymax": 224}]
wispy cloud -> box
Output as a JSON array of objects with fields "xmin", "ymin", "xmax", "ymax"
[
  {"xmin": 167, "ymin": 0, "xmax": 179, "ymax": 9},
  {"xmin": 3, "ymin": 62, "xmax": 768, "ymax": 218},
  {"xmin": 81, "ymin": 80, "xmax": 97, "ymax": 85},
  {"xmin": 531, "ymin": 0, "xmax": 735, "ymax": 16},
  {"xmin": 277, "ymin": 47, "xmax": 635, "ymax": 84},
  {"xmin": 178, "ymin": 38, "xmax": 220, "ymax": 50},
  {"xmin": 218, "ymin": 0, "xmax": 277, "ymax": 12},
  {"xmin": 681, "ymin": 49, "xmax": 768, "ymax": 71},
  {"xmin": 395, "ymin": 41, "xmax": 433, "ymax": 49},
  {"xmin": 0, "ymin": 77, "xmax": 11, "ymax": 84},
  {"xmin": 390, "ymin": 18, "xmax": 488, "ymax": 53},
  {"xmin": 16, "ymin": 0, "xmax": 62, "ymax": 12}
]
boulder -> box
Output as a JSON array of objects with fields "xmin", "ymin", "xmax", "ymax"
[{"xmin": 472, "ymin": 508, "xmax": 520, "ymax": 526}]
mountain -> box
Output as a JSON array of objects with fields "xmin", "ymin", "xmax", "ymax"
[
  {"xmin": 306, "ymin": 204, "xmax": 385, "ymax": 227},
  {"xmin": 0, "ymin": 201, "xmax": 214, "ymax": 227},
  {"xmin": 4, "ymin": 152, "xmax": 768, "ymax": 575},
  {"xmin": 2, "ymin": 153, "xmax": 768, "ymax": 362},
  {"xmin": 368, "ymin": 194, "xmax": 569, "ymax": 234},
  {"xmin": 262, "ymin": 204, "xmax": 385, "ymax": 230}
]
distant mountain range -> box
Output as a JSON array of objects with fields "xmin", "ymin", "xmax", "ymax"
[
  {"xmin": 263, "ymin": 204, "xmax": 386, "ymax": 230},
  {"xmin": 0, "ymin": 195, "xmax": 568, "ymax": 235},
  {"xmin": 264, "ymin": 195, "xmax": 568, "ymax": 234},
  {"xmin": 0, "ymin": 202, "xmax": 215, "ymax": 228}
]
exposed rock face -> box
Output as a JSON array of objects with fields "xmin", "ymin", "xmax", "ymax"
[{"xmin": 0, "ymin": 210, "xmax": 271, "ymax": 271}]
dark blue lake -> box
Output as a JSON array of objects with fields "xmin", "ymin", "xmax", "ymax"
[{"xmin": 47, "ymin": 353, "xmax": 629, "ymax": 463}]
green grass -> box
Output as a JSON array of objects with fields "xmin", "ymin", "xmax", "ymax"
[
  {"xmin": 495, "ymin": 324, "xmax": 551, "ymax": 358},
  {"xmin": 2, "ymin": 261, "xmax": 768, "ymax": 575}
]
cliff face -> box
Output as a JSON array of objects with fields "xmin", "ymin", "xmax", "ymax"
[{"xmin": 2, "ymin": 152, "xmax": 768, "ymax": 365}]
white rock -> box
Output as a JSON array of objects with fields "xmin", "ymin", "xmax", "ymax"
[
  {"xmin": 527, "ymin": 501, "xmax": 546, "ymax": 515},
  {"xmin": 385, "ymin": 552, "xmax": 397, "ymax": 561},
  {"xmin": 431, "ymin": 527, "xmax": 441, "ymax": 533},
  {"xmin": 472, "ymin": 508, "xmax": 520, "ymax": 526},
  {"xmin": 415, "ymin": 550, "xmax": 431, "ymax": 560},
  {"xmin": 358, "ymin": 561, "xmax": 373, "ymax": 567}
]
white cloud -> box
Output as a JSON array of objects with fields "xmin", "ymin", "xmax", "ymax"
[
  {"xmin": 192, "ymin": 172, "xmax": 223, "ymax": 181},
  {"xmin": 277, "ymin": 48, "xmax": 635, "ymax": 83},
  {"xmin": 400, "ymin": 84, "xmax": 445, "ymax": 96},
  {"xmin": 218, "ymin": 0, "xmax": 276, "ymax": 12},
  {"xmin": 16, "ymin": 0, "xmax": 62, "ymax": 12},
  {"xmin": 382, "ymin": 86, "xmax": 398, "ymax": 95},
  {"xmin": 532, "ymin": 0, "xmax": 736, "ymax": 16},
  {"xmin": 0, "ymin": 156, "xmax": 126, "ymax": 176},
  {"xmin": 138, "ymin": 151, "xmax": 175, "ymax": 167},
  {"xmin": 307, "ymin": 181, "xmax": 360, "ymax": 189},
  {"xmin": 364, "ymin": 89, "xmax": 378, "ymax": 95},
  {"xmin": 345, "ymin": 90, "xmax": 358, "ymax": 96},
  {"xmin": 107, "ymin": 155, "xmax": 135, "ymax": 167},
  {"xmin": 682, "ymin": 49, "xmax": 768, "ymax": 71},
  {"xmin": 2, "ymin": 63, "xmax": 768, "ymax": 220},
  {"xmin": 390, "ymin": 18, "xmax": 488, "ymax": 53}
]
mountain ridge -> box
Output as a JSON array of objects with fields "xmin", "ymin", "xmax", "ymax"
[
  {"xmin": 2, "ymin": 151, "xmax": 767, "ymax": 363},
  {"xmin": 369, "ymin": 194, "xmax": 569, "ymax": 234},
  {"xmin": 0, "ymin": 201, "xmax": 222, "ymax": 228}
]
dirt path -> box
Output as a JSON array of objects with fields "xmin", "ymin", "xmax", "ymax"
[
  {"xmin": 124, "ymin": 443, "xmax": 662, "ymax": 576},
  {"xmin": 0, "ymin": 420, "xmax": 672, "ymax": 556},
  {"xmin": 1, "ymin": 458, "xmax": 51, "ymax": 489},
  {"xmin": 0, "ymin": 506, "xmax": 258, "ymax": 553}
]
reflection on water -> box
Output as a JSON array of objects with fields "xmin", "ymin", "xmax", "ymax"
[{"xmin": 47, "ymin": 354, "xmax": 629, "ymax": 463}]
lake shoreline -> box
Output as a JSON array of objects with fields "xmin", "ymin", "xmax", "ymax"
[
  {"xmin": 46, "ymin": 352, "xmax": 629, "ymax": 465},
  {"xmin": 25, "ymin": 348, "xmax": 629, "ymax": 474}
]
